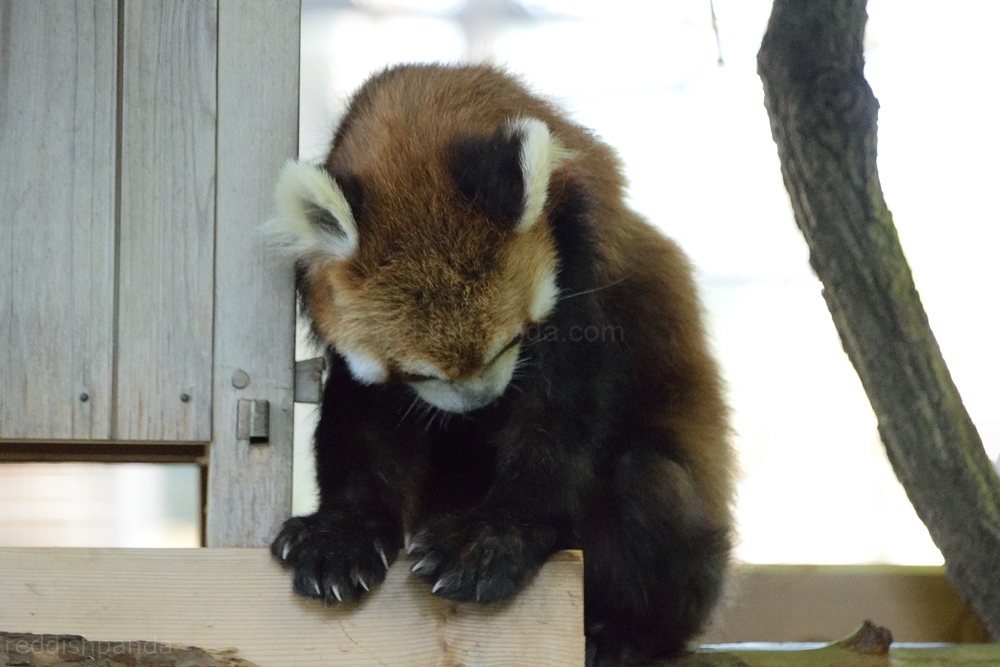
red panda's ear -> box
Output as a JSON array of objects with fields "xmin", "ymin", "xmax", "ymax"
[
  {"xmin": 267, "ymin": 161, "xmax": 359, "ymax": 260},
  {"xmin": 508, "ymin": 118, "xmax": 569, "ymax": 232},
  {"xmin": 449, "ymin": 118, "xmax": 568, "ymax": 233}
]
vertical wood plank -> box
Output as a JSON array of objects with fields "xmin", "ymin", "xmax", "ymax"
[
  {"xmin": 206, "ymin": 0, "xmax": 299, "ymax": 546},
  {"xmin": 0, "ymin": 1, "xmax": 117, "ymax": 440},
  {"xmin": 116, "ymin": 0, "xmax": 217, "ymax": 441}
]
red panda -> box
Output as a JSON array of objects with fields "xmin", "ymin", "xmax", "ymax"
[{"xmin": 269, "ymin": 64, "xmax": 734, "ymax": 667}]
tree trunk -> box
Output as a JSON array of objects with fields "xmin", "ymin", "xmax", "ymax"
[{"xmin": 756, "ymin": 0, "xmax": 1000, "ymax": 638}]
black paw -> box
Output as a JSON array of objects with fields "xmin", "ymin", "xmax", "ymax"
[
  {"xmin": 407, "ymin": 513, "xmax": 556, "ymax": 603},
  {"xmin": 271, "ymin": 512, "xmax": 402, "ymax": 605},
  {"xmin": 586, "ymin": 640, "xmax": 644, "ymax": 667},
  {"xmin": 586, "ymin": 623, "xmax": 684, "ymax": 667}
]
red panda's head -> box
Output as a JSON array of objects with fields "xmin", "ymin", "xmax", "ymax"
[{"xmin": 270, "ymin": 115, "xmax": 569, "ymax": 414}]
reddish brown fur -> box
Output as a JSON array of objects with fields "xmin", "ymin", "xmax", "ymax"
[
  {"xmin": 305, "ymin": 64, "xmax": 732, "ymax": 525},
  {"xmin": 272, "ymin": 64, "xmax": 738, "ymax": 666}
]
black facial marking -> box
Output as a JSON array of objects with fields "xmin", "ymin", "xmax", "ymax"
[
  {"xmin": 448, "ymin": 127, "xmax": 525, "ymax": 226},
  {"xmin": 334, "ymin": 171, "xmax": 365, "ymax": 225}
]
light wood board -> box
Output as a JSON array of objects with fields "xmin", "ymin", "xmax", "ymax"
[
  {"xmin": 205, "ymin": 0, "xmax": 299, "ymax": 547},
  {"xmin": 702, "ymin": 564, "xmax": 990, "ymax": 644},
  {"xmin": 115, "ymin": 0, "xmax": 217, "ymax": 441},
  {"xmin": 0, "ymin": 0, "xmax": 118, "ymax": 440},
  {"xmin": 0, "ymin": 548, "xmax": 585, "ymax": 667}
]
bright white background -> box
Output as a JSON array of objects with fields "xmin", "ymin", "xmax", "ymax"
[{"xmin": 0, "ymin": 463, "xmax": 200, "ymax": 548}]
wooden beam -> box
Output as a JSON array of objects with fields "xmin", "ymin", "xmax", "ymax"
[
  {"xmin": 206, "ymin": 0, "xmax": 299, "ymax": 547},
  {"xmin": 0, "ymin": 548, "xmax": 585, "ymax": 667},
  {"xmin": 687, "ymin": 621, "xmax": 1000, "ymax": 666},
  {"xmin": 702, "ymin": 565, "xmax": 990, "ymax": 644}
]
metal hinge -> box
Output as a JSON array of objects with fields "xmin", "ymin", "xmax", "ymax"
[
  {"xmin": 294, "ymin": 357, "xmax": 326, "ymax": 404},
  {"xmin": 237, "ymin": 399, "xmax": 270, "ymax": 443}
]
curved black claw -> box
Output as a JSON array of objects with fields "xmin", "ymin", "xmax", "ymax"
[
  {"xmin": 271, "ymin": 511, "xmax": 402, "ymax": 605},
  {"xmin": 407, "ymin": 513, "xmax": 557, "ymax": 604}
]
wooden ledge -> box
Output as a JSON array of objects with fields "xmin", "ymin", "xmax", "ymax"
[
  {"xmin": 684, "ymin": 622, "xmax": 1000, "ymax": 666},
  {"xmin": 0, "ymin": 548, "xmax": 584, "ymax": 667},
  {"xmin": 702, "ymin": 564, "xmax": 990, "ymax": 643}
]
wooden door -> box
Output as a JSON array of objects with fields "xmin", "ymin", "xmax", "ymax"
[{"xmin": 0, "ymin": 0, "xmax": 300, "ymax": 546}]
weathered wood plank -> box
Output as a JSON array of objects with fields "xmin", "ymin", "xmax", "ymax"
[
  {"xmin": 0, "ymin": 548, "xmax": 586, "ymax": 667},
  {"xmin": 115, "ymin": 0, "xmax": 217, "ymax": 441},
  {"xmin": 0, "ymin": 0, "xmax": 117, "ymax": 440},
  {"xmin": 0, "ymin": 633, "xmax": 259, "ymax": 667},
  {"xmin": 205, "ymin": 0, "xmax": 299, "ymax": 547}
]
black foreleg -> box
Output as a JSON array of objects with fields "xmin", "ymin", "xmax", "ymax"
[
  {"xmin": 271, "ymin": 354, "xmax": 424, "ymax": 605},
  {"xmin": 583, "ymin": 450, "xmax": 730, "ymax": 667}
]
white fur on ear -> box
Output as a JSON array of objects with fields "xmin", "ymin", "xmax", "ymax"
[
  {"xmin": 507, "ymin": 118, "xmax": 568, "ymax": 233},
  {"xmin": 267, "ymin": 160, "xmax": 359, "ymax": 260}
]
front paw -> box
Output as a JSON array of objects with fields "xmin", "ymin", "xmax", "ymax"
[
  {"xmin": 407, "ymin": 513, "xmax": 556, "ymax": 604},
  {"xmin": 271, "ymin": 512, "xmax": 402, "ymax": 605}
]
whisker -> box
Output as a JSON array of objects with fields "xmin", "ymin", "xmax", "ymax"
[
  {"xmin": 512, "ymin": 359, "xmax": 538, "ymax": 374},
  {"xmin": 423, "ymin": 406, "xmax": 441, "ymax": 433},
  {"xmin": 559, "ymin": 278, "xmax": 625, "ymax": 301},
  {"xmin": 414, "ymin": 402, "xmax": 433, "ymax": 429},
  {"xmin": 399, "ymin": 394, "xmax": 421, "ymax": 425},
  {"xmin": 439, "ymin": 411, "xmax": 453, "ymax": 430},
  {"xmin": 520, "ymin": 336, "xmax": 541, "ymax": 349}
]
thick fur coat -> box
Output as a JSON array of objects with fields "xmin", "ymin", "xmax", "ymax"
[{"xmin": 269, "ymin": 64, "xmax": 734, "ymax": 667}]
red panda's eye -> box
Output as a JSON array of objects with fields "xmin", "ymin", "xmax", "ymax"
[
  {"xmin": 487, "ymin": 334, "xmax": 523, "ymax": 367},
  {"xmin": 398, "ymin": 371, "xmax": 435, "ymax": 383}
]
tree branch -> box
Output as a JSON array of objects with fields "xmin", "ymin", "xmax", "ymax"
[{"xmin": 757, "ymin": 0, "xmax": 1000, "ymax": 638}]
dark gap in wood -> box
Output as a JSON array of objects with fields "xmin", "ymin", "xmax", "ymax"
[
  {"xmin": 0, "ymin": 442, "xmax": 207, "ymax": 464},
  {"xmin": 200, "ymin": 460, "xmax": 208, "ymax": 547},
  {"xmin": 110, "ymin": 0, "xmax": 125, "ymax": 440}
]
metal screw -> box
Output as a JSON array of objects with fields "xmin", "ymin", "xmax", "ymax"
[
  {"xmin": 231, "ymin": 369, "xmax": 251, "ymax": 389},
  {"xmin": 180, "ymin": 393, "xmax": 191, "ymax": 403},
  {"xmin": 79, "ymin": 393, "xmax": 89, "ymax": 402}
]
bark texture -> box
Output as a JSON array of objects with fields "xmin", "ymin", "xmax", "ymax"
[
  {"xmin": 0, "ymin": 632, "xmax": 259, "ymax": 667},
  {"xmin": 756, "ymin": 0, "xmax": 1000, "ymax": 638}
]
